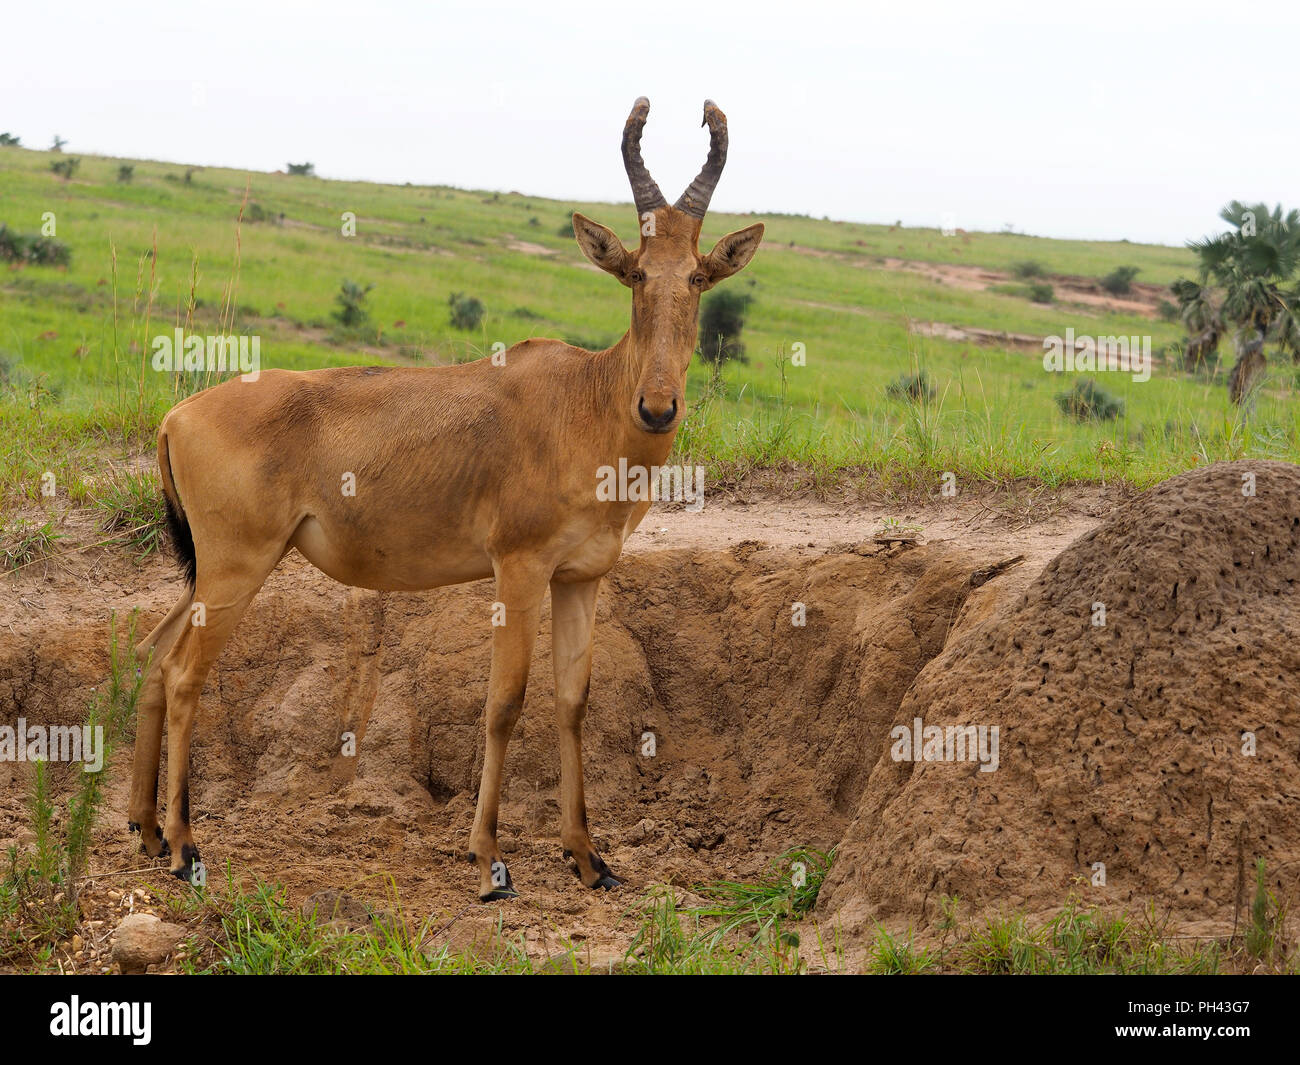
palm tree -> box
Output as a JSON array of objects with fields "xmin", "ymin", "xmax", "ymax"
[{"xmin": 1174, "ymin": 202, "xmax": 1300, "ymax": 406}]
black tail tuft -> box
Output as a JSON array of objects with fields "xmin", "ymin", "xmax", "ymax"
[{"xmin": 163, "ymin": 492, "xmax": 196, "ymax": 588}]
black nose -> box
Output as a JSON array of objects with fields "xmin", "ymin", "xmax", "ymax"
[{"xmin": 638, "ymin": 397, "xmax": 677, "ymax": 431}]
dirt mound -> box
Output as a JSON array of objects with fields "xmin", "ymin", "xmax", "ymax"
[
  {"xmin": 2, "ymin": 537, "xmax": 1003, "ymax": 959},
  {"xmin": 820, "ymin": 460, "xmax": 1300, "ymax": 943}
]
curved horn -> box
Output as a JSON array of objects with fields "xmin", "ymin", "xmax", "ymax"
[
  {"xmin": 674, "ymin": 99, "xmax": 728, "ymax": 219},
  {"xmin": 622, "ymin": 96, "xmax": 667, "ymax": 216}
]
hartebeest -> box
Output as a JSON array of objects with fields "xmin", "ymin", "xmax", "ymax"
[{"xmin": 129, "ymin": 98, "xmax": 763, "ymax": 900}]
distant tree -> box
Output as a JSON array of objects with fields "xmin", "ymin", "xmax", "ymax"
[
  {"xmin": 286, "ymin": 162, "xmax": 316, "ymax": 176},
  {"xmin": 51, "ymin": 135, "xmax": 66, "ymax": 152},
  {"xmin": 698, "ymin": 287, "xmax": 754, "ymax": 364},
  {"xmin": 117, "ymin": 164, "xmax": 134, "ymax": 184},
  {"xmin": 333, "ymin": 280, "xmax": 374, "ymax": 327},
  {"xmin": 1173, "ymin": 201, "xmax": 1300, "ymax": 405},
  {"xmin": 0, "ymin": 133, "xmax": 19, "ymax": 147}
]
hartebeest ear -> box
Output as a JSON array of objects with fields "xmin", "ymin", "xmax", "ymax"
[
  {"xmin": 701, "ymin": 223, "xmax": 764, "ymax": 287},
  {"xmin": 572, "ymin": 213, "xmax": 635, "ymax": 285}
]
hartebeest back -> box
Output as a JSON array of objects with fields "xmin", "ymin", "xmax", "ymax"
[{"xmin": 129, "ymin": 98, "xmax": 763, "ymax": 900}]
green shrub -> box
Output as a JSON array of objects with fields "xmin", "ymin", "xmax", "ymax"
[
  {"xmin": 886, "ymin": 369, "xmax": 936, "ymax": 402},
  {"xmin": 1100, "ymin": 265, "xmax": 1140, "ymax": 295},
  {"xmin": 1027, "ymin": 282, "xmax": 1054, "ymax": 304},
  {"xmin": 247, "ymin": 203, "xmax": 283, "ymax": 225},
  {"xmin": 50, "ymin": 157, "xmax": 80, "ymax": 180},
  {"xmin": 116, "ymin": 164, "xmax": 134, "ymax": 183},
  {"xmin": 333, "ymin": 280, "xmax": 374, "ymax": 327},
  {"xmin": 1011, "ymin": 260, "xmax": 1046, "ymax": 279},
  {"xmin": 448, "ymin": 292, "xmax": 485, "ymax": 331},
  {"xmin": 286, "ymin": 162, "xmax": 316, "ymax": 176},
  {"xmin": 0, "ymin": 224, "xmax": 72, "ymax": 266},
  {"xmin": 1056, "ymin": 378, "xmax": 1124, "ymax": 421}
]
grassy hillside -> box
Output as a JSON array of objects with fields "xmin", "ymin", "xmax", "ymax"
[{"xmin": 1, "ymin": 143, "xmax": 1296, "ymax": 532}]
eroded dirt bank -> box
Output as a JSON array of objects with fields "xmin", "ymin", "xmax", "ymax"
[{"xmin": 6, "ymin": 476, "xmax": 1295, "ymax": 968}]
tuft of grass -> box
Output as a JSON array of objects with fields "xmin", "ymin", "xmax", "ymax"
[
  {"xmin": 1246, "ymin": 858, "xmax": 1287, "ymax": 964},
  {"xmin": 866, "ymin": 925, "xmax": 936, "ymax": 973},
  {"xmin": 954, "ymin": 892, "xmax": 1227, "ymax": 974},
  {"xmin": 688, "ymin": 846, "xmax": 833, "ymax": 949},
  {"xmin": 91, "ymin": 468, "xmax": 165, "ymax": 558},
  {"xmin": 1, "ymin": 516, "xmax": 62, "ymax": 570}
]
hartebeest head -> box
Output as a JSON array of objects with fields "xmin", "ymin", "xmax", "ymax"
[{"xmin": 572, "ymin": 98, "xmax": 764, "ymax": 435}]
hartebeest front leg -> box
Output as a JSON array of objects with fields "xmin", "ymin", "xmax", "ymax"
[
  {"xmin": 468, "ymin": 558, "xmax": 548, "ymax": 901},
  {"xmin": 550, "ymin": 577, "xmax": 620, "ymax": 890}
]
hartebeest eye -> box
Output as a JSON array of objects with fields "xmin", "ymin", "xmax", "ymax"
[
  {"xmin": 628, "ymin": 267, "xmax": 646, "ymax": 284},
  {"xmin": 690, "ymin": 272, "xmax": 707, "ymax": 288}
]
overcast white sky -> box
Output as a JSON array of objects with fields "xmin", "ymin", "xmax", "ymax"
[{"xmin": 4, "ymin": 0, "xmax": 1294, "ymax": 245}]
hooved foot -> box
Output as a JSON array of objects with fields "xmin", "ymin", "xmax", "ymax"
[
  {"xmin": 169, "ymin": 843, "xmax": 202, "ymax": 884},
  {"xmin": 471, "ymin": 851, "xmax": 517, "ymax": 903},
  {"xmin": 571, "ymin": 849, "xmax": 622, "ymax": 891},
  {"xmin": 130, "ymin": 821, "xmax": 169, "ymax": 858}
]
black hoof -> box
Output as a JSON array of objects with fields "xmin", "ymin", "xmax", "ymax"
[
  {"xmin": 171, "ymin": 844, "xmax": 201, "ymax": 883},
  {"xmin": 592, "ymin": 875, "xmax": 622, "ymax": 891},
  {"xmin": 479, "ymin": 888, "xmax": 519, "ymax": 903},
  {"xmin": 142, "ymin": 826, "xmax": 168, "ymax": 857},
  {"xmin": 128, "ymin": 820, "xmax": 140, "ymax": 833}
]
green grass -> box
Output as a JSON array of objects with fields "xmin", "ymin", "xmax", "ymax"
[
  {"xmin": 0, "ymin": 142, "xmax": 1296, "ymax": 531},
  {"xmin": 861, "ymin": 891, "xmax": 1268, "ymax": 975}
]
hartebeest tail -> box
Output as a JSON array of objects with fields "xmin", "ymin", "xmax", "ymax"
[
  {"xmin": 129, "ymin": 98, "xmax": 763, "ymax": 900},
  {"xmin": 158, "ymin": 431, "xmax": 196, "ymax": 589}
]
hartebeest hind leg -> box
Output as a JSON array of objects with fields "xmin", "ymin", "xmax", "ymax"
[
  {"xmin": 128, "ymin": 589, "xmax": 194, "ymax": 856},
  {"xmin": 551, "ymin": 577, "xmax": 620, "ymax": 890},
  {"xmin": 156, "ymin": 550, "xmax": 280, "ymax": 879}
]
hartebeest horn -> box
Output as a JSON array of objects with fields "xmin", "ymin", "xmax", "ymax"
[
  {"xmin": 674, "ymin": 99, "xmax": 728, "ymax": 219},
  {"xmin": 622, "ymin": 96, "xmax": 667, "ymax": 216}
]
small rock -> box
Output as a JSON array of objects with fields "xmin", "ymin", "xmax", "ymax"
[
  {"xmin": 112, "ymin": 913, "xmax": 186, "ymax": 975},
  {"xmin": 300, "ymin": 890, "xmax": 374, "ymax": 931}
]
